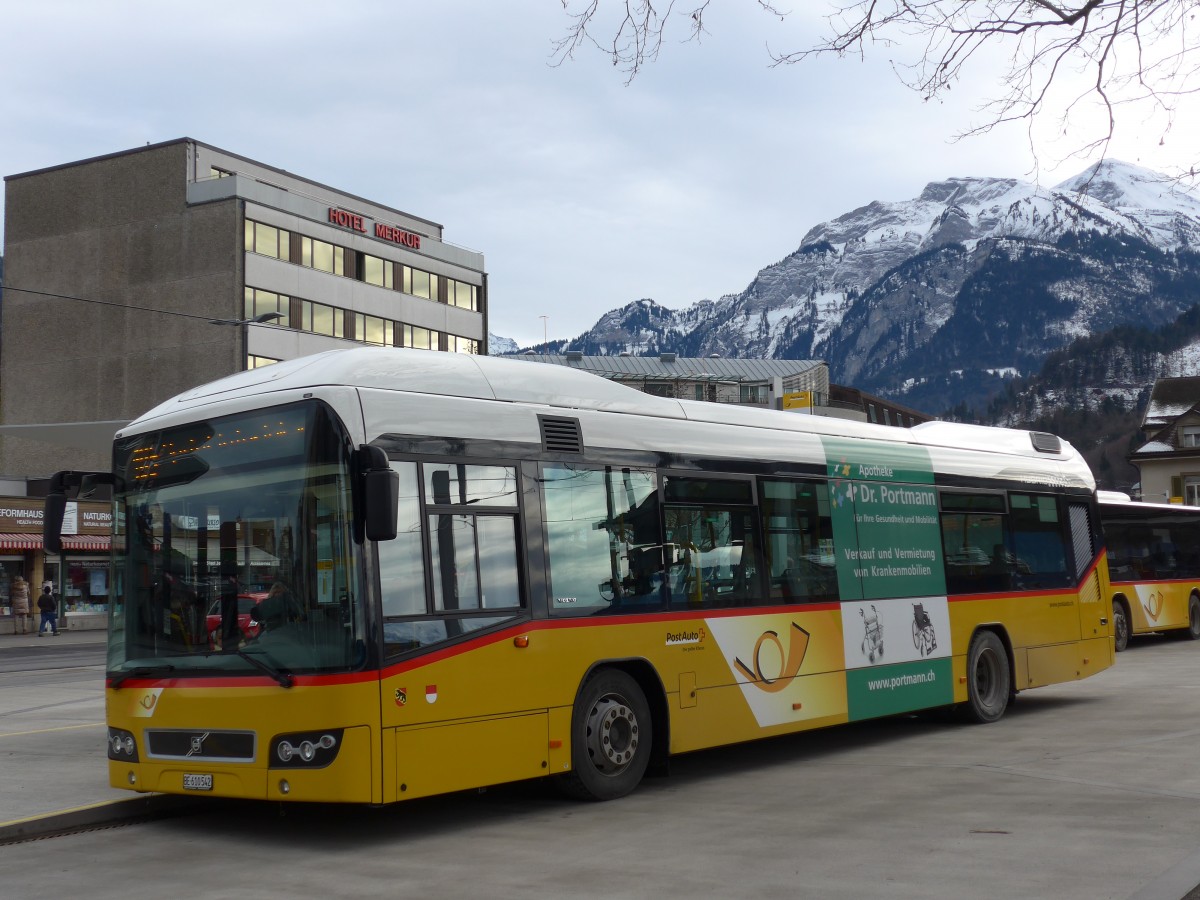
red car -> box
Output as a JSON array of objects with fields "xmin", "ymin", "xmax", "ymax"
[{"xmin": 206, "ymin": 592, "xmax": 267, "ymax": 648}]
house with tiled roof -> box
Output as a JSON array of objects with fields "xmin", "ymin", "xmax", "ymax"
[{"xmin": 1129, "ymin": 376, "xmax": 1200, "ymax": 504}]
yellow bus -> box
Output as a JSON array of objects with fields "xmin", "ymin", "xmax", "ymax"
[
  {"xmin": 46, "ymin": 348, "xmax": 1113, "ymax": 803},
  {"xmin": 1098, "ymin": 491, "xmax": 1200, "ymax": 651}
]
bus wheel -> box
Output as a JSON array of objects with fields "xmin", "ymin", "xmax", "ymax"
[
  {"xmin": 558, "ymin": 669, "xmax": 652, "ymax": 801},
  {"xmin": 1112, "ymin": 600, "xmax": 1130, "ymax": 653},
  {"xmin": 961, "ymin": 631, "xmax": 1010, "ymax": 724},
  {"xmin": 1187, "ymin": 596, "xmax": 1200, "ymax": 641}
]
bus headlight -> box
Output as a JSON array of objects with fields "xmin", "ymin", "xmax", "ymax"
[
  {"xmin": 107, "ymin": 727, "xmax": 140, "ymax": 762},
  {"xmin": 270, "ymin": 729, "xmax": 343, "ymax": 769}
]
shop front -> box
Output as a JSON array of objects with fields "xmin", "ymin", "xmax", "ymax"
[{"xmin": 0, "ymin": 497, "xmax": 111, "ymax": 634}]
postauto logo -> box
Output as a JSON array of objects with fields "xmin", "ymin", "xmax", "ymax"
[{"xmin": 733, "ymin": 623, "xmax": 811, "ymax": 694}]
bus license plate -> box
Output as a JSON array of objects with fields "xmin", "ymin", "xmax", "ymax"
[{"xmin": 183, "ymin": 773, "xmax": 213, "ymax": 791}]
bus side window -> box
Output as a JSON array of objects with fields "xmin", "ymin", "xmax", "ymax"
[
  {"xmin": 1008, "ymin": 494, "xmax": 1070, "ymax": 589},
  {"xmin": 383, "ymin": 461, "xmax": 524, "ymax": 658},
  {"xmin": 759, "ymin": 479, "xmax": 837, "ymax": 604},
  {"xmin": 662, "ymin": 476, "xmax": 763, "ymax": 610},
  {"xmin": 1173, "ymin": 517, "xmax": 1200, "ymax": 578},
  {"xmin": 378, "ymin": 461, "xmax": 427, "ymax": 617},
  {"xmin": 543, "ymin": 464, "xmax": 662, "ymax": 615},
  {"xmin": 939, "ymin": 492, "xmax": 1008, "ymax": 595},
  {"xmin": 425, "ymin": 464, "xmax": 522, "ymax": 613}
]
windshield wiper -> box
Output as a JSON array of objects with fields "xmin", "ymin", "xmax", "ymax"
[
  {"xmin": 110, "ymin": 664, "xmax": 176, "ymax": 689},
  {"xmin": 235, "ymin": 649, "xmax": 294, "ymax": 688}
]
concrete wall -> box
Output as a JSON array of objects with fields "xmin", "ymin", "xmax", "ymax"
[{"xmin": 2, "ymin": 142, "xmax": 242, "ymax": 475}]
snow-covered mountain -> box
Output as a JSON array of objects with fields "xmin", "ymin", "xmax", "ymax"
[
  {"xmin": 550, "ymin": 160, "xmax": 1200, "ymax": 414},
  {"xmin": 488, "ymin": 332, "xmax": 520, "ymax": 355}
]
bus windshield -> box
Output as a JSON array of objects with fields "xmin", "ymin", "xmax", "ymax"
[{"xmin": 108, "ymin": 400, "xmax": 363, "ymax": 679}]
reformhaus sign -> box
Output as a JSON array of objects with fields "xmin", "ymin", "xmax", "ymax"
[{"xmin": 0, "ymin": 498, "xmax": 111, "ymax": 535}]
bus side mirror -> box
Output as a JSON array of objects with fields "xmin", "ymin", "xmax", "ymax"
[
  {"xmin": 360, "ymin": 445, "xmax": 398, "ymax": 542},
  {"xmin": 43, "ymin": 469, "xmax": 114, "ymax": 554},
  {"xmin": 43, "ymin": 490, "xmax": 68, "ymax": 555}
]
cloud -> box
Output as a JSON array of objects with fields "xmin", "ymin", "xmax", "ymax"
[{"xmin": 4, "ymin": 1, "xmax": 1194, "ymax": 349}]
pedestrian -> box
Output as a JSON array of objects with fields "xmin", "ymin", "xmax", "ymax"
[
  {"xmin": 11, "ymin": 576, "xmax": 31, "ymax": 634},
  {"xmin": 37, "ymin": 581, "xmax": 59, "ymax": 636},
  {"xmin": 251, "ymin": 581, "xmax": 303, "ymax": 632}
]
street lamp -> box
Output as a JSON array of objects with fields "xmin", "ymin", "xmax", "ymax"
[
  {"xmin": 208, "ymin": 311, "xmax": 283, "ymax": 370},
  {"xmin": 208, "ymin": 311, "xmax": 283, "ymax": 326},
  {"xmin": 539, "ymin": 315, "xmax": 548, "ymax": 351}
]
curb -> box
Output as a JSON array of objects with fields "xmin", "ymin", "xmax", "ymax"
[{"xmin": 0, "ymin": 794, "xmax": 205, "ymax": 845}]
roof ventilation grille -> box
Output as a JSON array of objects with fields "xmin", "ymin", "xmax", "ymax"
[
  {"xmin": 539, "ymin": 416, "xmax": 584, "ymax": 454},
  {"xmin": 565, "ymin": 350, "xmax": 584, "ymax": 362},
  {"xmin": 1030, "ymin": 431, "xmax": 1062, "ymax": 454}
]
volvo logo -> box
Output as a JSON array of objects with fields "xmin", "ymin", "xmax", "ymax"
[{"xmin": 186, "ymin": 732, "xmax": 211, "ymax": 757}]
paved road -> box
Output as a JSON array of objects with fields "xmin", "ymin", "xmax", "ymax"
[
  {"xmin": 0, "ymin": 640, "xmax": 107, "ymax": 675},
  {"xmin": 4, "ymin": 631, "xmax": 1200, "ymax": 899}
]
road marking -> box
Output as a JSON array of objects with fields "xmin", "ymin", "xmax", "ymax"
[
  {"xmin": 0, "ymin": 797, "xmax": 131, "ymax": 830},
  {"xmin": 0, "ymin": 722, "xmax": 104, "ymax": 738}
]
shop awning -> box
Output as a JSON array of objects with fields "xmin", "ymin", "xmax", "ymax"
[
  {"xmin": 60, "ymin": 535, "xmax": 111, "ymax": 552},
  {"xmin": 0, "ymin": 533, "xmax": 44, "ymax": 551},
  {"xmin": 0, "ymin": 533, "xmax": 111, "ymax": 552}
]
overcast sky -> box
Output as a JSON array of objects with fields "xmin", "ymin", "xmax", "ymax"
[{"xmin": 3, "ymin": 2, "xmax": 1198, "ymax": 347}]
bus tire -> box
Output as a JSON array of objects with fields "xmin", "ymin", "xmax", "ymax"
[
  {"xmin": 1187, "ymin": 595, "xmax": 1200, "ymax": 641},
  {"xmin": 960, "ymin": 630, "xmax": 1010, "ymax": 724},
  {"xmin": 1112, "ymin": 599, "xmax": 1130, "ymax": 653},
  {"xmin": 557, "ymin": 669, "xmax": 652, "ymax": 801}
]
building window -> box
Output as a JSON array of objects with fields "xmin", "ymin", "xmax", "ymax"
[
  {"xmin": 1181, "ymin": 426, "xmax": 1200, "ymax": 448},
  {"xmin": 354, "ymin": 313, "xmax": 395, "ymax": 346},
  {"xmin": 868, "ymin": 404, "xmax": 878, "ymax": 423},
  {"xmin": 245, "ymin": 220, "xmax": 290, "ymax": 260},
  {"xmin": 248, "ymin": 355, "xmax": 280, "ymax": 369},
  {"xmin": 299, "ymin": 300, "xmax": 344, "ymax": 338},
  {"xmin": 300, "ymin": 235, "xmax": 345, "ymax": 276},
  {"xmin": 404, "ymin": 266, "xmax": 439, "ymax": 301},
  {"xmin": 740, "ymin": 384, "xmax": 767, "ymax": 404},
  {"xmin": 884, "ymin": 409, "xmax": 892, "ymax": 426},
  {"xmin": 361, "ymin": 253, "xmax": 394, "ymax": 288},
  {"xmin": 244, "ymin": 287, "xmax": 290, "ymax": 327},
  {"xmin": 210, "ymin": 167, "xmax": 233, "ymax": 179},
  {"xmin": 645, "ymin": 383, "xmax": 674, "ymax": 398},
  {"xmin": 402, "ymin": 324, "xmax": 439, "ymax": 350},
  {"xmin": 1186, "ymin": 478, "xmax": 1200, "ymax": 506},
  {"xmin": 448, "ymin": 279, "xmax": 478, "ymax": 311},
  {"xmin": 241, "ymin": 218, "xmax": 481, "ymax": 350}
]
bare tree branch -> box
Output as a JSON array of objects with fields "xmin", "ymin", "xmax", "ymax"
[
  {"xmin": 554, "ymin": 1, "xmax": 1200, "ymax": 180},
  {"xmin": 552, "ymin": 1, "xmax": 784, "ymax": 84}
]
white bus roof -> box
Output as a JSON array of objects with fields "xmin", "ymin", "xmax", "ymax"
[{"xmin": 127, "ymin": 347, "xmax": 1084, "ymax": 468}]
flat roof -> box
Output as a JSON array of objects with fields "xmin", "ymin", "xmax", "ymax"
[
  {"xmin": 510, "ymin": 354, "xmax": 825, "ymax": 382},
  {"xmin": 4, "ymin": 137, "xmax": 442, "ymax": 232}
]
